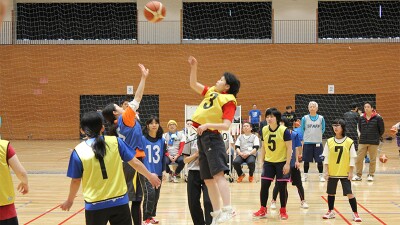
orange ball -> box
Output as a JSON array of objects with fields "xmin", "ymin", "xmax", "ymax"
[
  {"xmin": 144, "ymin": 1, "xmax": 166, "ymax": 23},
  {"xmin": 379, "ymin": 154, "xmax": 388, "ymax": 163}
]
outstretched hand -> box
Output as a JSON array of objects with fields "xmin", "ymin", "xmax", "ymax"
[
  {"xmin": 188, "ymin": 56, "xmax": 198, "ymax": 67},
  {"xmin": 138, "ymin": 64, "xmax": 149, "ymax": 79}
]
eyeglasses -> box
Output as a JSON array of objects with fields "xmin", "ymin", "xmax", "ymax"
[{"xmin": 332, "ymin": 124, "xmax": 341, "ymax": 127}]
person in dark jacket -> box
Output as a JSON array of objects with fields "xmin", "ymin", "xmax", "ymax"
[
  {"xmin": 352, "ymin": 102, "xmax": 384, "ymax": 182},
  {"xmin": 343, "ymin": 103, "xmax": 359, "ymax": 151}
]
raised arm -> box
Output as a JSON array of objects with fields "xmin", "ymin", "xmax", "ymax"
[
  {"xmin": 133, "ymin": 64, "xmax": 150, "ymax": 104},
  {"xmin": 188, "ymin": 56, "xmax": 204, "ymax": 94}
]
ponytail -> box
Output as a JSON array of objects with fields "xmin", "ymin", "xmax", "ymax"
[
  {"xmin": 81, "ymin": 111, "xmax": 107, "ymax": 159},
  {"xmin": 92, "ymin": 135, "xmax": 106, "ymax": 159}
]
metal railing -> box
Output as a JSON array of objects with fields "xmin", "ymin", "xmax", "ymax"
[{"xmin": 1, "ymin": 20, "xmax": 399, "ymax": 45}]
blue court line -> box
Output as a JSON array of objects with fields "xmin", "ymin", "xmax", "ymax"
[{"xmin": 16, "ymin": 201, "xmax": 32, "ymax": 209}]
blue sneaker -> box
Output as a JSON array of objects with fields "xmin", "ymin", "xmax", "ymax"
[{"xmin": 365, "ymin": 157, "xmax": 370, "ymax": 163}]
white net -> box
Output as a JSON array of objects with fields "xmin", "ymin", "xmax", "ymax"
[{"xmin": 0, "ymin": 1, "xmax": 398, "ymax": 140}]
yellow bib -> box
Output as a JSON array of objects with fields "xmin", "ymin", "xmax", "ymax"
[
  {"xmin": 0, "ymin": 140, "xmax": 15, "ymax": 206},
  {"xmin": 263, "ymin": 125, "xmax": 288, "ymax": 162},
  {"xmin": 75, "ymin": 136, "xmax": 127, "ymax": 203},
  {"xmin": 327, "ymin": 137, "xmax": 354, "ymax": 177},
  {"xmin": 192, "ymin": 86, "xmax": 236, "ymax": 130}
]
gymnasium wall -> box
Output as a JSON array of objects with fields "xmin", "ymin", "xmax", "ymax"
[{"xmin": 0, "ymin": 44, "xmax": 398, "ymax": 139}]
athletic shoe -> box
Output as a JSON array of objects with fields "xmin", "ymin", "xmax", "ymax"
[
  {"xmin": 365, "ymin": 157, "xmax": 370, "ymax": 163},
  {"xmin": 300, "ymin": 200, "xmax": 309, "ymax": 209},
  {"xmin": 217, "ymin": 206, "xmax": 236, "ymax": 222},
  {"xmin": 253, "ymin": 206, "xmax": 267, "ymax": 218},
  {"xmin": 367, "ymin": 174, "xmax": 374, "ymax": 181},
  {"xmin": 142, "ymin": 219, "xmax": 151, "ymax": 225},
  {"xmin": 249, "ymin": 176, "xmax": 254, "ymax": 183},
  {"xmin": 210, "ymin": 211, "xmax": 220, "ymax": 225},
  {"xmin": 353, "ymin": 212, "xmax": 362, "ymax": 222},
  {"xmin": 319, "ymin": 174, "xmax": 326, "ymax": 182},
  {"xmin": 173, "ymin": 175, "xmax": 179, "ymax": 183},
  {"xmin": 352, "ymin": 175, "xmax": 362, "ymax": 181},
  {"xmin": 279, "ymin": 208, "xmax": 288, "ymax": 220},
  {"xmin": 237, "ymin": 174, "xmax": 245, "ymax": 183},
  {"xmin": 150, "ymin": 218, "xmax": 159, "ymax": 224},
  {"xmin": 270, "ymin": 201, "xmax": 277, "ymax": 209},
  {"xmin": 322, "ymin": 210, "xmax": 335, "ymax": 219},
  {"xmin": 301, "ymin": 173, "xmax": 308, "ymax": 182}
]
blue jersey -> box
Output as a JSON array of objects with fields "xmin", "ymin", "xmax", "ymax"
[
  {"xmin": 249, "ymin": 109, "xmax": 261, "ymax": 124},
  {"xmin": 290, "ymin": 131, "xmax": 302, "ymax": 167},
  {"xmin": 117, "ymin": 116, "xmax": 144, "ymax": 153},
  {"xmin": 142, "ymin": 136, "xmax": 165, "ymax": 176},
  {"xmin": 293, "ymin": 127, "xmax": 303, "ymax": 141},
  {"xmin": 67, "ymin": 137, "xmax": 134, "ymax": 210}
]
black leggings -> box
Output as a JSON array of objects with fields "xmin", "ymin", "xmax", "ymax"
[
  {"xmin": 272, "ymin": 182, "xmax": 304, "ymax": 202},
  {"xmin": 131, "ymin": 201, "xmax": 142, "ymax": 225},
  {"xmin": 260, "ymin": 179, "xmax": 288, "ymax": 208}
]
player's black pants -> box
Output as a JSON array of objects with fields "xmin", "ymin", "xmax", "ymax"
[
  {"xmin": 139, "ymin": 174, "xmax": 162, "ymax": 221},
  {"xmin": 187, "ymin": 170, "xmax": 213, "ymax": 225},
  {"xmin": 85, "ymin": 204, "xmax": 132, "ymax": 225},
  {"xmin": 0, "ymin": 217, "xmax": 19, "ymax": 225}
]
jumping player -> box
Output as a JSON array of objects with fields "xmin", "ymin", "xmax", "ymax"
[
  {"xmin": 188, "ymin": 56, "xmax": 240, "ymax": 224},
  {"xmin": 102, "ymin": 64, "xmax": 149, "ymax": 225}
]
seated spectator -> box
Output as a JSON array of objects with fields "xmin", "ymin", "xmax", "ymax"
[
  {"xmin": 233, "ymin": 122, "xmax": 260, "ymax": 183},
  {"xmin": 163, "ymin": 120, "xmax": 186, "ymax": 183}
]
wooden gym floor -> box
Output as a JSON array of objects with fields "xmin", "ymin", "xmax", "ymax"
[{"xmin": 9, "ymin": 139, "xmax": 400, "ymax": 225}]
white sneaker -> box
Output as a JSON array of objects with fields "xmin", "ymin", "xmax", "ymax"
[
  {"xmin": 301, "ymin": 173, "xmax": 308, "ymax": 182},
  {"xmin": 319, "ymin": 174, "xmax": 326, "ymax": 182},
  {"xmin": 173, "ymin": 175, "xmax": 179, "ymax": 183},
  {"xmin": 270, "ymin": 201, "xmax": 277, "ymax": 209},
  {"xmin": 352, "ymin": 175, "xmax": 362, "ymax": 181},
  {"xmin": 301, "ymin": 200, "xmax": 309, "ymax": 209},
  {"xmin": 353, "ymin": 212, "xmax": 362, "ymax": 222},
  {"xmin": 367, "ymin": 174, "xmax": 374, "ymax": 181},
  {"xmin": 322, "ymin": 210, "xmax": 335, "ymax": 219},
  {"xmin": 217, "ymin": 206, "xmax": 236, "ymax": 223},
  {"xmin": 210, "ymin": 211, "xmax": 221, "ymax": 225}
]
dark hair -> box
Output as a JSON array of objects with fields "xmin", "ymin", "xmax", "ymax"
[
  {"xmin": 285, "ymin": 105, "xmax": 292, "ymax": 110},
  {"xmin": 332, "ymin": 118, "xmax": 346, "ymax": 136},
  {"xmin": 363, "ymin": 101, "xmax": 375, "ymax": 109},
  {"xmin": 242, "ymin": 122, "xmax": 251, "ymax": 127},
  {"xmin": 81, "ymin": 111, "xmax": 106, "ymax": 159},
  {"xmin": 350, "ymin": 102, "xmax": 358, "ymax": 110},
  {"xmin": 265, "ymin": 107, "xmax": 282, "ymax": 124},
  {"xmin": 120, "ymin": 99, "xmax": 129, "ymax": 106},
  {"xmin": 143, "ymin": 115, "xmax": 164, "ymax": 139},
  {"xmin": 102, "ymin": 103, "xmax": 118, "ymax": 136},
  {"xmin": 223, "ymin": 72, "xmax": 240, "ymax": 97},
  {"xmin": 186, "ymin": 119, "xmax": 193, "ymax": 123},
  {"xmin": 281, "ymin": 116, "xmax": 290, "ymax": 128}
]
